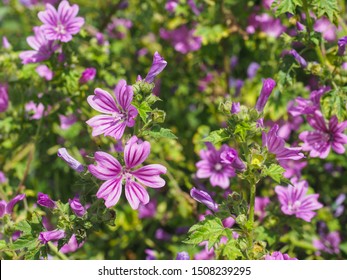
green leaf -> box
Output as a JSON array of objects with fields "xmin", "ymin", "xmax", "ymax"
[
  {"xmin": 184, "ymin": 216, "xmax": 226, "ymax": 250},
  {"xmin": 274, "ymin": 0, "xmax": 303, "ymax": 16},
  {"xmin": 11, "ymin": 235, "xmax": 39, "ymax": 250},
  {"xmin": 321, "ymin": 89, "xmax": 347, "ymax": 122},
  {"xmin": 234, "ymin": 122, "xmax": 252, "ymax": 142},
  {"xmin": 312, "ymin": 0, "xmax": 339, "ymax": 23},
  {"xmin": 15, "ymin": 220, "xmax": 32, "ymax": 235},
  {"xmin": 0, "ymin": 240, "xmax": 7, "ymax": 250},
  {"xmin": 135, "ymin": 102, "xmax": 152, "ymax": 123},
  {"xmin": 143, "ymin": 126, "xmax": 177, "ymax": 139},
  {"xmin": 202, "ymin": 129, "xmax": 230, "ymax": 145},
  {"xmin": 262, "ymin": 164, "xmax": 285, "ymax": 183},
  {"xmin": 215, "ymin": 238, "xmax": 243, "ymax": 260}
]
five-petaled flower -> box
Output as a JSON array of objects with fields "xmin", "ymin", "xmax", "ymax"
[
  {"xmin": 88, "ymin": 136, "xmax": 167, "ymax": 209},
  {"xmin": 86, "ymin": 80, "xmax": 138, "ymax": 140},
  {"xmin": 38, "ymin": 0, "xmax": 84, "ymax": 42}
]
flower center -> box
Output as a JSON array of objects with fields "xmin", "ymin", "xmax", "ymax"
[
  {"xmin": 214, "ymin": 163, "xmax": 223, "ymax": 171},
  {"xmin": 55, "ymin": 24, "xmax": 66, "ymax": 35},
  {"xmin": 288, "ymin": 200, "xmax": 301, "ymax": 212}
]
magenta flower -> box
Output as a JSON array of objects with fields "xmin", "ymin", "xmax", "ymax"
[
  {"xmin": 36, "ymin": 64, "xmax": 53, "ymax": 80},
  {"xmin": 88, "ymin": 136, "xmax": 167, "ymax": 209},
  {"xmin": 263, "ymin": 124, "xmax": 304, "ymax": 164},
  {"xmin": 299, "ymin": 111, "xmax": 347, "ymax": 158},
  {"xmin": 337, "ymin": 36, "xmax": 347, "ymax": 56},
  {"xmin": 0, "ymin": 83, "xmax": 9, "ymax": 112},
  {"xmin": 231, "ymin": 102, "xmax": 240, "ymax": 114},
  {"xmin": 275, "ymin": 179, "xmax": 323, "ymax": 222},
  {"xmin": 176, "ymin": 252, "xmax": 190, "ymax": 260},
  {"xmin": 38, "ymin": 229, "xmax": 65, "ymax": 244},
  {"xmin": 289, "ymin": 49, "xmax": 307, "ymax": 68},
  {"xmin": 19, "ymin": 27, "xmax": 59, "ymax": 64},
  {"xmin": 138, "ymin": 200, "xmax": 157, "ymax": 219},
  {"xmin": 57, "ymin": 148, "xmax": 84, "ymax": 172},
  {"xmin": 37, "ymin": 192, "xmax": 56, "ymax": 209},
  {"xmin": 86, "ymin": 80, "xmax": 138, "ymax": 140},
  {"xmin": 265, "ymin": 251, "xmax": 297, "ymax": 260},
  {"xmin": 0, "ymin": 171, "xmax": 7, "ymax": 184},
  {"xmin": 25, "ymin": 101, "xmax": 46, "ymax": 120},
  {"xmin": 255, "ymin": 78, "xmax": 276, "ymax": 112},
  {"xmin": 59, "ymin": 114, "xmax": 77, "ymax": 130},
  {"xmin": 2, "ymin": 36, "xmax": 11, "ymax": 49},
  {"xmin": 144, "ymin": 52, "xmax": 167, "ymax": 83},
  {"xmin": 165, "ymin": 0, "xmax": 178, "ymax": 12},
  {"xmin": 247, "ymin": 13, "xmax": 285, "ymax": 38},
  {"xmin": 247, "ymin": 62, "xmax": 260, "ymax": 79},
  {"xmin": 107, "ymin": 18, "xmax": 132, "ymax": 39},
  {"xmin": 69, "ymin": 196, "xmax": 86, "ymax": 217},
  {"xmin": 79, "ymin": 68, "xmax": 96, "ymax": 84},
  {"xmin": 220, "ymin": 147, "xmax": 246, "ymax": 171},
  {"xmin": 196, "ymin": 143, "xmax": 235, "ymax": 189},
  {"xmin": 60, "ymin": 234, "xmax": 84, "ymax": 253},
  {"xmin": 38, "ymin": 0, "xmax": 84, "ymax": 42},
  {"xmin": 313, "ymin": 231, "xmax": 341, "ymax": 255},
  {"xmin": 313, "ymin": 17, "xmax": 337, "ymax": 42},
  {"xmin": 160, "ymin": 25, "xmax": 202, "ymax": 54},
  {"xmin": 254, "ymin": 196, "xmax": 270, "ymax": 222},
  {"xmin": 190, "ymin": 188, "xmax": 219, "ymax": 212},
  {"xmin": 0, "ymin": 194, "xmax": 26, "ymax": 218}
]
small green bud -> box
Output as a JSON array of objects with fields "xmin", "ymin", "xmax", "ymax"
[
  {"xmin": 151, "ymin": 109, "xmax": 166, "ymax": 123},
  {"xmin": 236, "ymin": 214, "xmax": 247, "ymax": 226}
]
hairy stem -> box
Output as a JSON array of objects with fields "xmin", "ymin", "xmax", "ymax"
[{"xmin": 247, "ymin": 182, "xmax": 256, "ymax": 255}]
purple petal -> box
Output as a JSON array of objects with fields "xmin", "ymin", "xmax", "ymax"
[
  {"xmin": 125, "ymin": 180, "xmax": 150, "ymax": 210},
  {"xmin": 96, "ymin": 177, "xmax": 123, "ymax": 208},
  {"xmin": 114, "ymin": 79, "xmax": 133, "ymax": 109},
  {"xmin": 88, "ymin": 151, "xmax": 122, "ymax": 180},
  {"xmin": 124, "ymin": 136, "xmax": 151, "ymax": 168},
  {"xmin": 6, "ymin": 194, "xmax": 25, "ymax": 214},
  {"xmin": 132, "ymin": 164, "xmax": 167, "ymax": 188},
  {"xmin": 87, "ymin": 88, "xmax": 119, "ymax": 114}
]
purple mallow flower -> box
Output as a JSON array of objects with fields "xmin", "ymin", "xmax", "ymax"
[
  {"xmin": 196, "ymin": 143, "xmax": 235, "ymax": 189},
  {"xmin": 107, "ymin": 18, "xmax": 132, "ymax": 39},
  {"xmin": 314, "ymin": 17, "xmax": 337, "ymax": 42},
  {"xmin": 247, "ymin": 13, "xmax": 285, "ymax": 38},
  {"xmin": 255, "ymin": 78, "xmax": 276, "ymax": 112},
  {"xmin": 160, "ymin": 25, "xmax": 202, "ymax": 54},
  {"xmin": 313, "ymin": 231, "xmax": 341, "ymax": 255},
  {"xmin": 254, "ymin": 197, "xmax": 270, "ymax": 222},
  {"xmin": 289, "ymin": 49, "xmax": 307, "ymax": 68},
  {"xmin": 0, "ymin": 83, "xmax": 9, "ymax": 113},
  {"xmin": 220, "ymin": 147, "xmax": 246, "ymax": 171},
  {"xmin": 337, "ymin": 36, "xmax": 347, "ymax": 56},
  {"xmin": 36, "ymin": 65, "xmax": 53, "ymax": 80},
  {"xmin": 265, "ymin": 251, "xmax": 297, "ymax": 260},
  {"xmin": 165, "ymin": 0, "xmax": 178, "ymax": 13},
  {"xmin": 176, "ymin": 252, "xmax": 190, "ymax": 260},
  {"xmin": 57, "ymin": 148, "xmax": 84, "ymax": 172},
  {"xmin": 263, "ymin": 124, "xmax": 304, "ymax": 164},
  {"xmin": 88, "ymin": 136, "xmax": 167, "ymax": 209},
  {"xmin": 19, "ymin": 26, "xmax": 59, "ymax": 64},
  {"xmin": 275, "ymin": 179, "xmax": 323, "ymax": 222},
  {"xmin": 37, "ymin": 192, "xmax": 56, "ymax": 209},
  {"xmin": 86, "ymin": 80, "xmax": 138, "ymax": 140},
  {"xmin": 60, "ymin": 234, "xmax": 84, "ymax": 254},
  {"xmin": 144, "ymin": 52, "xmax": 167, "ymax": 83},
  {"xmin": 2, "ymin": 36, "xmax": 11, "ymax": 49},
  {"xmin": 247, "ymin": 62, "xmax": 260, "ymax": 79},
  {"xmin": 0, "ymin": 194, "xmax": 26, "ymax": 218},
  {"xmin": 38, "ymin": 229, "xmax": 65, "ymax": 244},
  {"xmin": 79, "ymin": 68, "xmax": 96, "ymax": 84},
  {"xmin": 138, "ymin": 200, "xmax": 157, "ymax": 219},
  {"xmin": 69, "ymin": 196, "xmax": 86, "ymax": 217},
  {"xmin": 25, "ymin": 101, "xmax": 46, "ymax": 120},
  {"xmin": 299, "ymin": 111, "xmax": 347, "ymax": 159},
  {"xmin": 0, "ymin": 171, "xmax": 7, "ymax": 184},
  {"xmin": 59, "ymin": 114, "xmax": 77, "ymax": 130},
  {"xmin": 38, "ymin": 0, "xmax": 84, "ymax": 42},
  {"xmin": 190, "ymin": 188, "xmax": 219, "ymax": 212},
  {"xmin": 231, "ymin": 102, "xmax": 240, "ymax": 114}
]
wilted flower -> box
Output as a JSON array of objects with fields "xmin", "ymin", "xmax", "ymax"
[
  {"xmin": 313, "ymin": 231, "xmax": 341, "ymax": 255},
  {"xmin": 176, "ymin": 252, "xmax": 190, "ymax": 260},
  {"xmin": 275, "ymin": 179, "xmax": 323, "ymax": 222},
  {"xmin": 69, "ymin": 196, "xmax": 86, "ymax": 217},
  {"xmin": 0, "ymin": 83, "xmax": 9, "ymax": 112},
  {"xmin": 19, "ymin": 26, "xmax": 59, "ymax": 64},
  {"xmin": 0, "ymin": 194, "xmax": 26, "ymax": 218},
  {"xmin": 79, "ymin": 68, "xmax": 96, "ymax": 84},
  {"xmin": 265, "ymin": 251, "xmax": 297, "ymax": 260},
  {"xmin": 196, "ymin": 143, "xmax": 235, "ymax": 189},
  {"xmin": 36, "ymin": 65, "xmax": 54, "ymax": 80},
  {"xmin": 38, "ymin": 229, "xmax": 65, "ymax": 244},
  {"xmin": 37, "ymin": 192, "xmax": 56, "ymax": 209},
  {"xmin": 220, "ymin": 147, "xmax": 246, "ymax": 171},
  {"xmin": 190, "ymin": 188, "xmax": 219, "ymax": 212},
  {"xmin": 38, "ymin": 0, "xmax": 84, "ymax": 42},
  {"xmin": 144, "ymin": 52, "xmax": 167, "ymax": 83},
  {"xmin": 262, "ymin": 124, "xmax": 304, "ymax": 164},
  {"xmin": 86, "ymin": 80, "xmax": 138, "ymax": 140},
  {"xmin": 299, "ymin": 111, "xmax": 347, "ymax": 158},
  {"xmin": 60, "ymin": 234, "xmax": 84, "ymax": 254},
  {"xmin": 57, "ymin": 148, "xmax": 84, "ymax": 172},
  {"xmin": 88, "ymin": 136, "xmax": 167, "ymax": 209},
  {"xmin": 255, "ymin": 78, "xmax": 276, "ymax": 112}
]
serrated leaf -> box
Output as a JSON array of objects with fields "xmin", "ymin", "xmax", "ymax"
[
  {"xmin": 312, "ymin": 0, "xmax": 339, "ymax": 23},
  {"xmin": 184, "ymin": 216, "xmax": 226, "ymax": 250},
  {"xmin": 202, "ymin": 129, "xmax": 230, "ymax": 144},
  {"xmin": 215, "ymin": 238, "xmax": 243, "ymax": 260},
  {"xmin": 0, "ymin": 240, "xmax": 7, "ymax": 250},
  {"xmin": 274, "ymin": 0, "xmax": 303, "ymax": 17},
  {"xmin": 263, "ymin": 164, "xmax": 285, "ymax": 183},
  {"xmin": 134, "ymin": 102, "xmax": 152, "ymax": 123},
  {"xmin": 11, "ymin": 235, "xmax": 38, "ymax": 250},
  {"xmin": 14, "ymin": 220, "xmax": 32, "ymax": 234},
  {"xmin": 143, "ymin": 127, "xmax": 177, "ymax": 139}
]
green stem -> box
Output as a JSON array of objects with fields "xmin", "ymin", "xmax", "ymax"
[
  {"xmin": 247, "ymin": 182, "xmax": 256, "ymax": 253},
  {"xmin": 48, "ymin": 242, "xmax": 69, "ymax": 260}
]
